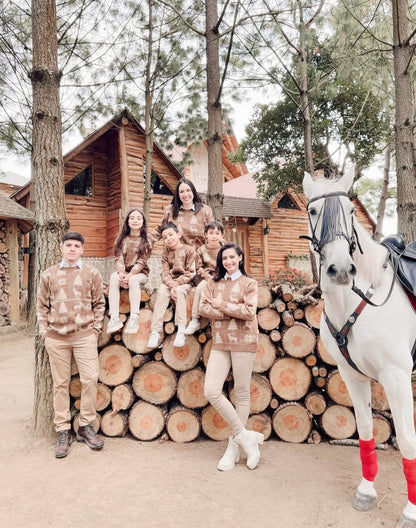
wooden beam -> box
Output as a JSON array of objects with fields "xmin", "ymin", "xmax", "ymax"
[
  {"xmin": 6, "ymin": 219, "xmax": 19, "ymax": 324},
  {"xmin": 118, "ymin": 121, "xmax": 130, "ymax": 218},
  {"xmin": 262, "ymin": 218, "xmax": 269, "ymax": 276}
]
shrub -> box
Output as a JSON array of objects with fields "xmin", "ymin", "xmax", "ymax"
[{"xmin": 261, "ymin": 267, "xmax": 312, "ymax": 291}]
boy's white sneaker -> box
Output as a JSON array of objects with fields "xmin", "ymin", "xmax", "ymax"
[
  {"xmin": 147, "ymin": 330, "xmax": 161, "ymax": 349},
  {"xmin": 173, "ymin": 331, "xmax": 186, "ymax": 348},
  {"xmin": 125, "ymin": 314, "xmax": 139, "ymax": 334},
  {"xmin": 184, "ymin": 319, "xmax": 201, "ymax": 335},
  {"xmin": 107, "ymin": 315, "xmax": 123, "ymax": 334}
]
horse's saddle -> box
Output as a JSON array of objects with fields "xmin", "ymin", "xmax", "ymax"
[{"xmin": 381, "ymin": 234, "xmax": 416, "ymax": 296}]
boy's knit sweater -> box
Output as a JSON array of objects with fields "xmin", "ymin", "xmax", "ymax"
[
  {"xmin": 161, "ymin": 243, "xmax": 196, "ymax": 286},
  {"xmin": 199, "ymin": 275, "xmax": 258, "ymax": 352},
  {"xmin": 37, "ymin": 263, "xmax": 105, "ymax": 341},
  {"xmin": 115, "ymin": 235, "xmax": 151, "ymax": 275},
  {"xmin": 151, "ymin": 203, "xmax": 214, "ymax": 249},
  {"xmin": 195, "ymin": 244, "xmax": 221, "ymax": 281}
]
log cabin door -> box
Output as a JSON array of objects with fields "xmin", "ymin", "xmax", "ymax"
[{"xmin": 224, "ymin": 224, "xmax": 250, "ymax": 273}]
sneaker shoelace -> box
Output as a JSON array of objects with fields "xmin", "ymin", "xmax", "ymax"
[{"xmin": 58, "ymin": 432, "xmax": 68, "ymax": 445}]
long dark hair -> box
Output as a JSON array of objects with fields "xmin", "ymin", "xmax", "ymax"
[
  {"xmin": 114, "ymin": 208, "xmax": 151, "ymax": 257},
  {"xmin": 171, "ymin": 177, "xmax": 202, "ymax": 219},
  {"xmin": 214, "ymin": 242, "xmax": 247, "ymax": 281}
]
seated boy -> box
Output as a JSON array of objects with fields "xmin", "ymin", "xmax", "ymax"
[
  {"xmin": 184, "ymin": 220, "xmax": 225, "ymax": 335},
  {"xmin": 147, "ymin": 222, "xmax": 196, "ymax": 349}
]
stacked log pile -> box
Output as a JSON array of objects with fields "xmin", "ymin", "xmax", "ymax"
[
  {"xmin": 69, "ymin": 283, "xmax": 396, "ymax": 444},
  {"xmin": 0, "ymin": 222, "xmax": 11, "ymax": 327}
]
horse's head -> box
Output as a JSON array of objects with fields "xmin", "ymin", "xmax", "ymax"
[{"xmin": 303, "ymin": 170, "xmax": 358, "ymax": 286}]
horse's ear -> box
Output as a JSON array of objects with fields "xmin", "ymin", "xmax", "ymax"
[
  {"xmin": 338, "ymin": 167, "xmax": 355, "ymax": 192},
  {"xmin": 302, "ymin": 171, "xmax": 314, "ymax": 198}
]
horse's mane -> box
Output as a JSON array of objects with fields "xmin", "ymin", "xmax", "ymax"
[{"xmin": 352, "ymin": 217, "xmax": 388, "ymax": 288}]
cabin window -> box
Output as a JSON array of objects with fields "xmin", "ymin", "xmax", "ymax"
[
  {"xmin": 143, "ymin": 161, "xmax": 172, "ymax": 196},
  {"xmin": 277, "ymin": 194, "xmax": 298, "ymax": 210},
  {"xmin": 65, "ymin": 165, "xmax": 93, "ymax": 197}
]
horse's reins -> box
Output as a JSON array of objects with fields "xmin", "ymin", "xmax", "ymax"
[{"xmin": 302, "ymin": 190, "xmax": 398, "ymax": 376}]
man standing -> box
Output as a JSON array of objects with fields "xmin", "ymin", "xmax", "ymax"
[{"xmin": 37, "ymin": 231, "xmax": 105, "ymax": 458}]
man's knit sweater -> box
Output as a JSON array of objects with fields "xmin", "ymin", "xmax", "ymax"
[
  {"xmin": 37, "ymin": 263, "xmax": 105, "ymax": 341},
  {"xmin": 199, "ymin": 275, "xmax": 258, "ymax": 352},
  {"xmin": 161, "ymin": 243, "xmax": 196, "ymax": 286},
  {"xmin": 151, "ymin": 203, "xmax": 214, "ymax": 249},
  {"xmin": 114, "ymin": 235, "xmax": 151, "ymax": 275}
]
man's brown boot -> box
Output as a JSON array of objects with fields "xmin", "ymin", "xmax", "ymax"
[
  {"xmin": 76, "ymin": 424, "xmax": 104, "ymax": 451},
  {"xmin": 55, "ymin": 430, "xmax": 72, "ymax": 458}
]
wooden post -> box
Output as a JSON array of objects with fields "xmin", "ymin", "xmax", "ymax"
[
  {"xmin": 262, "ymin": 218, "xmax": 269, "ymax": 276},
  {"xmin": 6, "ymin": 219, "xmax": 19, "ymax": 324},
  {"xmin": 118, "ymin": 118, "xmax": 130, "ymax": 219}
]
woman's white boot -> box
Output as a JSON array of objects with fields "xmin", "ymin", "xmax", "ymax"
[
  {"xmin": 217, "ymin": 436, "xmax": 240, "ymax": 471},
  {"xmin": 234, "ymin": 428, "xmax": 264, "ymax": 470}
]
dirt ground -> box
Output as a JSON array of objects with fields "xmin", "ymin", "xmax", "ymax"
[{"xmin": 0, "ymin": 331, "xmax": 409, "ymax": 528}]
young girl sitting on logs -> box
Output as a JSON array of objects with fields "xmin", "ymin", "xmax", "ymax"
[
  {"xmin": 200, "ymin": 242, "xmax": 264, "ymax": 471},
  {"xmin": 107, "ymin": 208, "xmax": 152, "ymax": 335}
]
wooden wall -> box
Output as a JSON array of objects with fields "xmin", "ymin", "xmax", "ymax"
[{"xmin": 64, "ymin": 141, "xmax": 109, "ymax": 257}]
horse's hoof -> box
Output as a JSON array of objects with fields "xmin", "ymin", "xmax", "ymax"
[
  {"xmin": 396, "ymin": 514, "xmax": 416, "ymax": 528},
  {"xmin": 353, "ymin": 492, "xmax": 376, "ymax": 511}
]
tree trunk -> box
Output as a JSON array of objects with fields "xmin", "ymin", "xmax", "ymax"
[
  {"xmin": 392, "ymin": 0, "xmax": 416, "ymax": 242},
  {"xmin": 298, "ymin": 8, "xmax": 314, "ymax": 176},
  {"xmin": 30, "ymin": 0, "xmax": 68, "ymax": 437},
  {"xmin": 253, "ymin": 333, "xmax": 276, "ymax": 373},
  {"xmin": 375, "ymin": 143, "xmax": 392, "ymax": 241},
  {"xmin": 201, "ymin": 404, "xmax": 231, "ymax": 440},
  {"xmin": 177, "ymin": 368, "xmax": 208, "ymax": 408},
  {"xmin": 269, "ymin": 357, "xmax": 312, "ymax": 400},
  {"xmin": 142, "ymin": 0, "xmax": 155, "ymax": 222},
  {"xmin": 98, "ymin": 344, "xmax": 134, "ymax": 386},
  {"xmin": 166, "ymin": 405, "xmax": 201, "ymax": 442},
  {"xmin": 132, "ymin": 360, "xmax": 177, "ymax": 404},
  {"xmin": 272, "ymin": 402, "xmax": 312, "ymax": 443},
  {"xmin": 205, "ymin": 0, "xmax": 223, "ymax": 220}
]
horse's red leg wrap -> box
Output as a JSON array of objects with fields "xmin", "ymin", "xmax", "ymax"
[
  {"xmin": 359, "ymin": 438, "xmax": 378, "ymax": 482},
  {"xmin": 402, "ymin": 457, "xmax": 416, "ymax": 505}
]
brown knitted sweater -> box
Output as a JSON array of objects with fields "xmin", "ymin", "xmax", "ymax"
[
  {"xmin": 37, "ymin": 263, "xmax": 105, "ymax": 341},
  {"xmin": 161, "ymin": 243, "xmax": 196, "ymax": 286},
  {"xmin": 151, "ymin": 203, "xmax": 214, "ymax": 249},
  {"xmin": 199, "ymin": 275, "xmax": 258, "ymax": 352},
  {"xmin": 114, "ymin": 235, "xmax": 151, "ymax": 275},
  {"xmin": 195, "ymin": 243, "xmax": 221, "ymax": 281}
]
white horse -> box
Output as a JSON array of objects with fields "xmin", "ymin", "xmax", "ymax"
[{"xmin": 303, "ymin": 170, "xmax": 416, "ymax": 528}]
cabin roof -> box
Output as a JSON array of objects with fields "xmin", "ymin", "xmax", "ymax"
[{"xmin": 0, "ymin": 192, "xmax": 34, "ymax": 233}]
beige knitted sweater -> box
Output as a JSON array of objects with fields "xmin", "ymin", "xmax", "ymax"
[
  {"xmin": 161, "ymin": 243, "xmax": 196, "ymax": 286},
  {"xmin": 37, "ymin": 263, "xmax": 105, "ymax": 341},
  {"xmin": 199, "ymin": 275, "xmax": 258, "ymax": 352},
  {"xmin": 114, "ymin": 235, "xmax": 151, "ymax": 275},
  {"xmin": 151, "ymin": 203, "xmax": 214, "ymax": 249}
]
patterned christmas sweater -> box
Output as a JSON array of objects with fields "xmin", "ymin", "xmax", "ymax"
[
  {"xmin": 151, "ymin": 203, "xmax": 214, "ymax": 250},
  {"xmin": 199, "ymin": 275, "xmax": 258, "ymax": 352},
  {"xmin": 114, "ymin": 235, "xmax": 151, "ymax": 275},
  {"xmin": 161, "ymin": 243, "xmax": 196, "ymax": 286},
  {"xmin": 37, "ymin": 263, "xmax": 105, "ymax": 341},
  {"xmin": 195, "ymin": 243, "xmax": 221, "ymax": 281}
]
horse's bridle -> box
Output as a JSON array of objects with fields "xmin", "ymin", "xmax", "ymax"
[
  {"xmin": 301, "ymin": 189, "xmax": 398, "ymax": 376},
  {"xmin": 301, "ymin": 191, "xmax": 361, "ymax": 258}
]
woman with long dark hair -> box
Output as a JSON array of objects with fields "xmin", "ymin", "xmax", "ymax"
[
  {"xmin": 107, "ymin": 208, "xmax": 152, "ymax": 334},
  {"xmin": 200, "ymin": 242, "xmax": 263, "ymax": 471},
  {"xmin": 151, "ymin": 177, "xmax": 214, "ymax": 250}
]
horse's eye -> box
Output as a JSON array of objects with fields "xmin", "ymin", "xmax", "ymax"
[{"xmin": 309, "ymin": 207, "xmax": 317, "ymax": 216}]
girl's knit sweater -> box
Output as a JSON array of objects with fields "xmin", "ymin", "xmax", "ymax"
[{"xmin": 199, "ymin": 275, "xmax": 258, "ymax": 353}]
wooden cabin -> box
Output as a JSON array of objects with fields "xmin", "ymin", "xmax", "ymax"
[
  {"xmin": 12, "ymin": 108, "xmax": 376, "ymax": 287},
  {"xmin": 0, "ymin": 193, "xmax": 34, "ymax": 329},
  {"xmin": 223, "ymin": 172, "xmax": 376, "ymax": 279}
]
